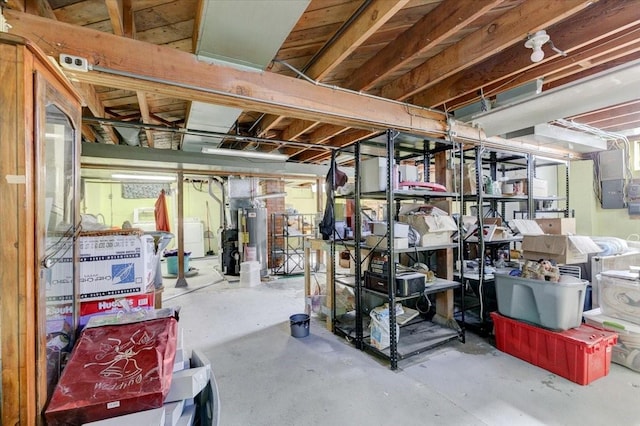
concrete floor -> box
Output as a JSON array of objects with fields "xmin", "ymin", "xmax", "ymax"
[{"xmin": 161, "ymin": 257, "xmax": 640, "ymax": 426}]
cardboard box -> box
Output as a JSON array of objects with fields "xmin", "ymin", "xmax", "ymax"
[
  {"xmin": 365, "ymin": 235, "xmax": 408, "ymax": 250},
  {"xmin": 522, "ymin": 235, "xmax": 602, "ymax": 264},
  {"xmin": 82, "ymin": 292, "xmax": 155, "ymax": 328},
  {"xmin": 532, "ymin": 178, "xmax": 548, "ymax": 197},
  {"xmin": 504, "ymin": 177, "xmax": 547, "ymax": 196},
  {"xmin": 398, "ymin": 164, "xmax": 418, "ymax": 182},
  {"xmin": 82, "ymin": 407, "xmax": 165, "ymax": 425},
  {"xmin": 534, "ymin": 218, "xmax": 576, "ymax": 235},
  {"xmin": 47, "ymin": 234, "xmax": 156, "ymax": 302},
  {"xmin": 163, "ymin": 400, "xmax": 185, "ymax": 426},
  {"xmin": 401, "ymin": 214, "xmax": 457, "ymax": 247},
  {"xmin": 164, "ymin": 366, "xmax": 210, "ymax": 403},
  {"xmin": 361, "ymin": 157, "xmax": 389, "ymax": 193},
  {"xmin": 175, "ymin": 404, "xmax": 196, "ymax": 426},
  {"xmin": 371, "ymin": 221, "xmax": 409, "ymax": 238},
  {"xmin": 453, "ymin": 163, "xmax": 477, "ymax": 195}
]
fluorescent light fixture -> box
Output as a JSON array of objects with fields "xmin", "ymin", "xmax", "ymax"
[
  {"xmin": 111, "ymin": 173, "xmax": 176, "ymax": 182},
  {"xmin": 201, "ymin": 146, "xmax": 288, "ymax": 161}
]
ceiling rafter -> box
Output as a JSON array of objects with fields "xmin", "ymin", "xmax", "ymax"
[
  {"xmin": 292, "ymin": 0, "xmax": 624, "ymax": 160},
  {"xmin": 280, "ymin": 0, "xmax": 498, "ymax": 158},
  {"xmin": 106, "ymin": 0, "xmax": 155, "ymax": 147},
  {"xmin": 380, "ymin": 0, "xmax": 594, "ymax": 101},
  {"xmin": 414, "ymin": 0, "xmax": 640, "ymax": 110},
  {"xmin": 273, "ymin": 0, "xmax": 408, "ymax": 154}
]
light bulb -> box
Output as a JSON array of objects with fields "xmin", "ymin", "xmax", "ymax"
[{"xmin": 530, "ymin": 46, "xmax": 545, "ymax": 63}]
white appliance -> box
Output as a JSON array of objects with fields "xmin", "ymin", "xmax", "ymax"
[{"xmin": 176, "ymin": 218, "xmax": 205, "ymax": 259}]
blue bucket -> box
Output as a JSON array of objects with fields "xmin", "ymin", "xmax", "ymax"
[{"xmin": 166, "ymin": 254, "xmax": 190, "ymax": 275}]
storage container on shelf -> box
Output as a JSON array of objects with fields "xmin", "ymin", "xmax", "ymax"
[
  {"xmin": 597, "ymin": 271, "xmax": 640, "ymax": 325},
  {"xmin": 494, "ymin": 273, "xmax": 587, "ymax": 331}
]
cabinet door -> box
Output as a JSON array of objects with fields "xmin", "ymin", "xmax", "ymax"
[{"xmin": 35, "ymin": 71, "xmax": 81, "ymax": 412}]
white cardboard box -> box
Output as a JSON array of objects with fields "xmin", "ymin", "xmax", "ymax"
[
  {"xmin": 175, "ymin": 404, "xmax": 196, "ymax": 426},
  {"xmin": 165, "ymin": 366, "xmax": 210, "ymax": 403},
  {"xmin": 361, "ymin": 157, "xmax": 398, "ymax": 193},
  {"xmin": 365, "ymin": 235, "xmax": 408, "ymax": 249},
  {"xmin": 163, "ymin": 400, "xmax": 185, "ymax": 426},
  {"xmin": 48, "ymin": 234, "xmax": 156, "ymax": 302},
  {"xmin": 371, "ymin": 221, "xmax": 410, "ymax": 238},
  {"xmin": 82, "ymin": 407, "xmax": 165, "ymax": 425},
  {"xmin": 173, "ymin": 348, "xmax": 186, "ymax": 373}
]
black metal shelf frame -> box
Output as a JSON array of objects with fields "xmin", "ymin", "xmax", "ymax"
[
  {"xmin": 457, "ymin": 148, "xmax": 571, "ymax": 333},
  {"xmin": 330, "ymin": 129, "xmax": 466, "ymax": 370}
]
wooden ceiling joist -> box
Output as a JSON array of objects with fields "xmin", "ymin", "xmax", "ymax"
[
  {"xmin": 417, "ymin": 0, "xmax": 640, "ymax": 110},
  {"xmin": 5, "ymin": 10, "xmax": 450, "ymax": 138},
  {"xmin": 380, "ymin": 0, "xmax": 594, "ymax": 102}
]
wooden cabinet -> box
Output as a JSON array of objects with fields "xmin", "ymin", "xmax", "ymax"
[{"xmin": 0, "ymin": 33, "xmax": 82, "ymax": 425}]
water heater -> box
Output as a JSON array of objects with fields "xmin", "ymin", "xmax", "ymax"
[{"xmin": 238, "ymin": 207, "xmax": 268, "ymax": 277}]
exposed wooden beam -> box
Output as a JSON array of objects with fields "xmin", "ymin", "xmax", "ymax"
[
  {"xmin": 344, "ymin": 0, "xmax": 504, "ymax": 92},
  {"xmin": 282, "ymin": 123, "xmax": 349, "ymax": 157},
  {"xmin": 25, "ymin": 0, "xmax": 54, "ymax": 18},
  {"xmin": 435, "ymin": 30, "xmax": 640, "ymax": 112},
  {"xmin": 136, "ymin": 92, "xmax": 155, "ymax": 147},
  {"xmin": 5, "ymin": 0, "xmax": 25, "ymax": 11},
  {"xmin": 294, "ymin": 129, "xmax": 379, "ymax": 163},
  {"xmin": 105, "ymin": 0, "xmax": 124, "ymax": 36},
  {"xmin": 282, "ymin": 119, "xmax": 319, "ymax": 142},
  {"xmin": 74, "ymin": 81, "xmax": 120, "ymax": 144},
  {"xmin": 5, "ymin": 10, "xmax": 582, "ymax": 159},
  {"xmin": 286, "ymin": 0, "xmax": 592, "ymax": 161},
  {"xmin": 6, "ymin": 11, "xmax": 449, "ymax": 137},
  {"xmin": 123, "ymin": 0, "xmax": 135, "ymax": 38},
  {"xmin": 414, "ymin": 0, "xmax": 640, "ymax": 109},
  {"xmin": 272, "ymin": 0, "xmax": 408, "ymax": 152},
  {"xmin": 380, "ymin": 0, "xmax": 594, "ymax": 101},
  {"xmin": 81, "ymin": 123, "xmax": 99, "ymax": 143},
  {"xmin": 255, "ymin": 114, "xmax": 285, "ymax": 138},
  {"xmin": 569, "ymin": 99, "xmax": 640, "ymax": 122},
  {"xmin": 306, "ymin": 0, "xmax": 409, "ymax": 82}
]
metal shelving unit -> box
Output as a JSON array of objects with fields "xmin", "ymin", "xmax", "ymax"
[
  {"xmin": 330, "ymin": 130, "xmax": 465, "ymax": 370},
  {"xmin": 270, "ymin": 213, "xmax": 317, "ymax": 275},
  {"xmin": 455, "ymin": 148, "xmax": 571, "ymax": 334}
]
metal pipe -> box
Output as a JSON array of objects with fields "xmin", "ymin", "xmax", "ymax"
[{"xmin": 208, "ymin": 177, "xmax": 225, "ymax": 229}]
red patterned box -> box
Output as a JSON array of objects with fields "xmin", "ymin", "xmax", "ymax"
[
  {"xmin": 491, "ymin": 312, "xmax": 617, "ymax": 385},
  {"xmin": 45, "ymin": 317, "xmax": 178, "ymax": 424}
]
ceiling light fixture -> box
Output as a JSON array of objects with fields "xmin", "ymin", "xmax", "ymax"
[
  {"xmin": 524, "ymin": 30, "xmax": 550, "ymax": 63},
  {"xmin": 111, "ymin": 173, "xmax": 176, "ymax": 182},
  {"xmin": 201, "ymin": 147, "xmax": 288, "ymax": 161},
  {"xmin": 524, "ymin": 30, "xmax": 567, "ymax": 63}
]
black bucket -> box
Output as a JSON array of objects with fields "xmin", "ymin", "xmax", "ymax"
[{"xmin": 289, "ymin": 313, "xmax": 310, "ymax": 338}]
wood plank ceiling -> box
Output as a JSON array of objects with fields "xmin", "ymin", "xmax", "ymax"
[{"xmin": 4, "ymin": 0, "xmax": 640, "ymax": 163}]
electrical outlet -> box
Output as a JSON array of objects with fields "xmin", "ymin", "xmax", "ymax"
[{"xmin": 59, "ymin": 54, "xmax": 89, "ymax": 72}]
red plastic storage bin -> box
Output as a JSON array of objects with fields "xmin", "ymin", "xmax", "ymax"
[{"xmin": 491, "ymin": 312, "xmax": 618, "ymax": 385}]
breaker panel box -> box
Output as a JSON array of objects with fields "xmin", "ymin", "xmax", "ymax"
[{"xmin": 601, "ymin": 179, "xmax": 625, "ymax": 209}]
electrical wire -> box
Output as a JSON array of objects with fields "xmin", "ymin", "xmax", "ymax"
[{"xmin": 554, "ymin": 118, "xmax": 634, "ymax": 205}]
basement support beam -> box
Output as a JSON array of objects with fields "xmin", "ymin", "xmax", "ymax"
[{"xmin": 5, "ymin": 10, "xmax": 581, "ymax": 159}]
